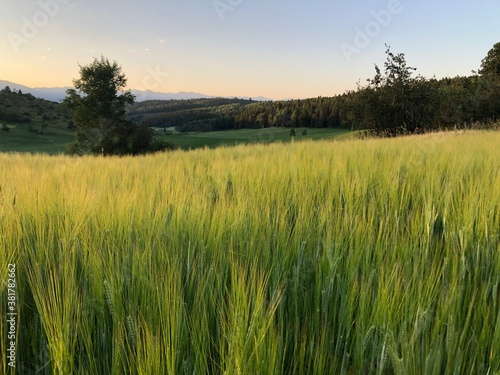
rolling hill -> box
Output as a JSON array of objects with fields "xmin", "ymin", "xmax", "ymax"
[{"xmin": 0, "ymin": 86, "xmax": 75, "ymax": 153}]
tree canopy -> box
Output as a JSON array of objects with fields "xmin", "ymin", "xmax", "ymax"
[
  {"xmin": 479, "ymin": 42, "xmax": 500, "ymax": 77},
  {"xmin": 64, "ymin": 57, "xmax": 168, "ymax": 155}
]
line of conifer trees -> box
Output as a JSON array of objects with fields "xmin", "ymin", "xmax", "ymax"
[{"xmin": 139, "ymin": 43, "xmax": 500, "ymax": 135}]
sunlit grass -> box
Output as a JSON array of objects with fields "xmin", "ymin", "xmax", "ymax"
[
  {"xmin": 160, "ymin": 126, "xmax": 351, "ymax": 149},
  {"xmin": 0, "ymin": 130, "xmax": 499, "ymax": 374}
]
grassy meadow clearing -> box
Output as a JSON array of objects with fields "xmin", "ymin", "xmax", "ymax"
[
  {"xmin": 1, "ymin": 131, "xmax": 500, "ymax": 374},
  {"xmin": 0, "ymin": 125, "xmax": 351, "ymax": 154},
  {"xmin": 158, "ymin": 127, "xmax": 353, "ymax": 150},
  {"xmin": 0, "ymin": 126, "xmax": 75, "ymax": 155}
]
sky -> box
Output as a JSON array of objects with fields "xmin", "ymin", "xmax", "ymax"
[{"xmin": 0, "ymin": 0, "xmax": 499, "ymax": 100}]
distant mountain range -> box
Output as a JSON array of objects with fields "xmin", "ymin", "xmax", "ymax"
[{"xmin": 0, "ymin": 80, "xmax": 271, "ymax": 103}]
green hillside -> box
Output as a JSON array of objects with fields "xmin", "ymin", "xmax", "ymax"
[{"xmin": 0, "ymin": 86, "xmax": 74, "ymax": 154}]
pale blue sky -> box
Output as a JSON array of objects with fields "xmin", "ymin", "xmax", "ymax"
[{"xmin": 1, "ymin": 0, "xmax": 498, "ymax": 99}]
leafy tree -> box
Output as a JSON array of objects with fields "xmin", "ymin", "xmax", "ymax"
[
  {"xmin": 477, "ymin": 42, "xmax": 500, "ymax": 121},
  {"xmin": 64, "ymin": 57, "xmax": 136, "ymax": 155},
  {"xmin": 479, "ymin": 42, "xmax": 500, "ymax": 77},
  {"xmin": 437, "ymin": 76, "xmax": 477, "ymax": 126},
  {"xmin": 356, "ymin": 45, "xmax": 437, "ymax": 134}
]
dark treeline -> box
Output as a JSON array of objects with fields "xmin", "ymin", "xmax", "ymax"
[
  {"xmin": 343, "ymin": 44, "xmax": 500, "ymax": 135},
  {"xmin": 129, "ymin": 97, "xmax": 254, "ymax": 117},
  {"xmin": 134, "ymin": 43, "xmax": 500, "ymax": 135},
  {"xmin": 129, "ymin": 99, "xmax": 252, "ymax": 131}
]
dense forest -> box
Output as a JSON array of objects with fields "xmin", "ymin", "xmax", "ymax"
[{"xmin": 130, "ymin": 43, "xmax": 500, "ymax": 135}]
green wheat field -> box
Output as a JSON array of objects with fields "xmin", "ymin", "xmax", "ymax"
[{"xmin": 1, "ymin": 131, "xmax": 500, "ymax": 374}]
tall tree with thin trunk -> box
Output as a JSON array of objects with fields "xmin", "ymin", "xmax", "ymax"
[{"xmin": 64, "ymin": 57, "xmax": 135, "ymax": 155}]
